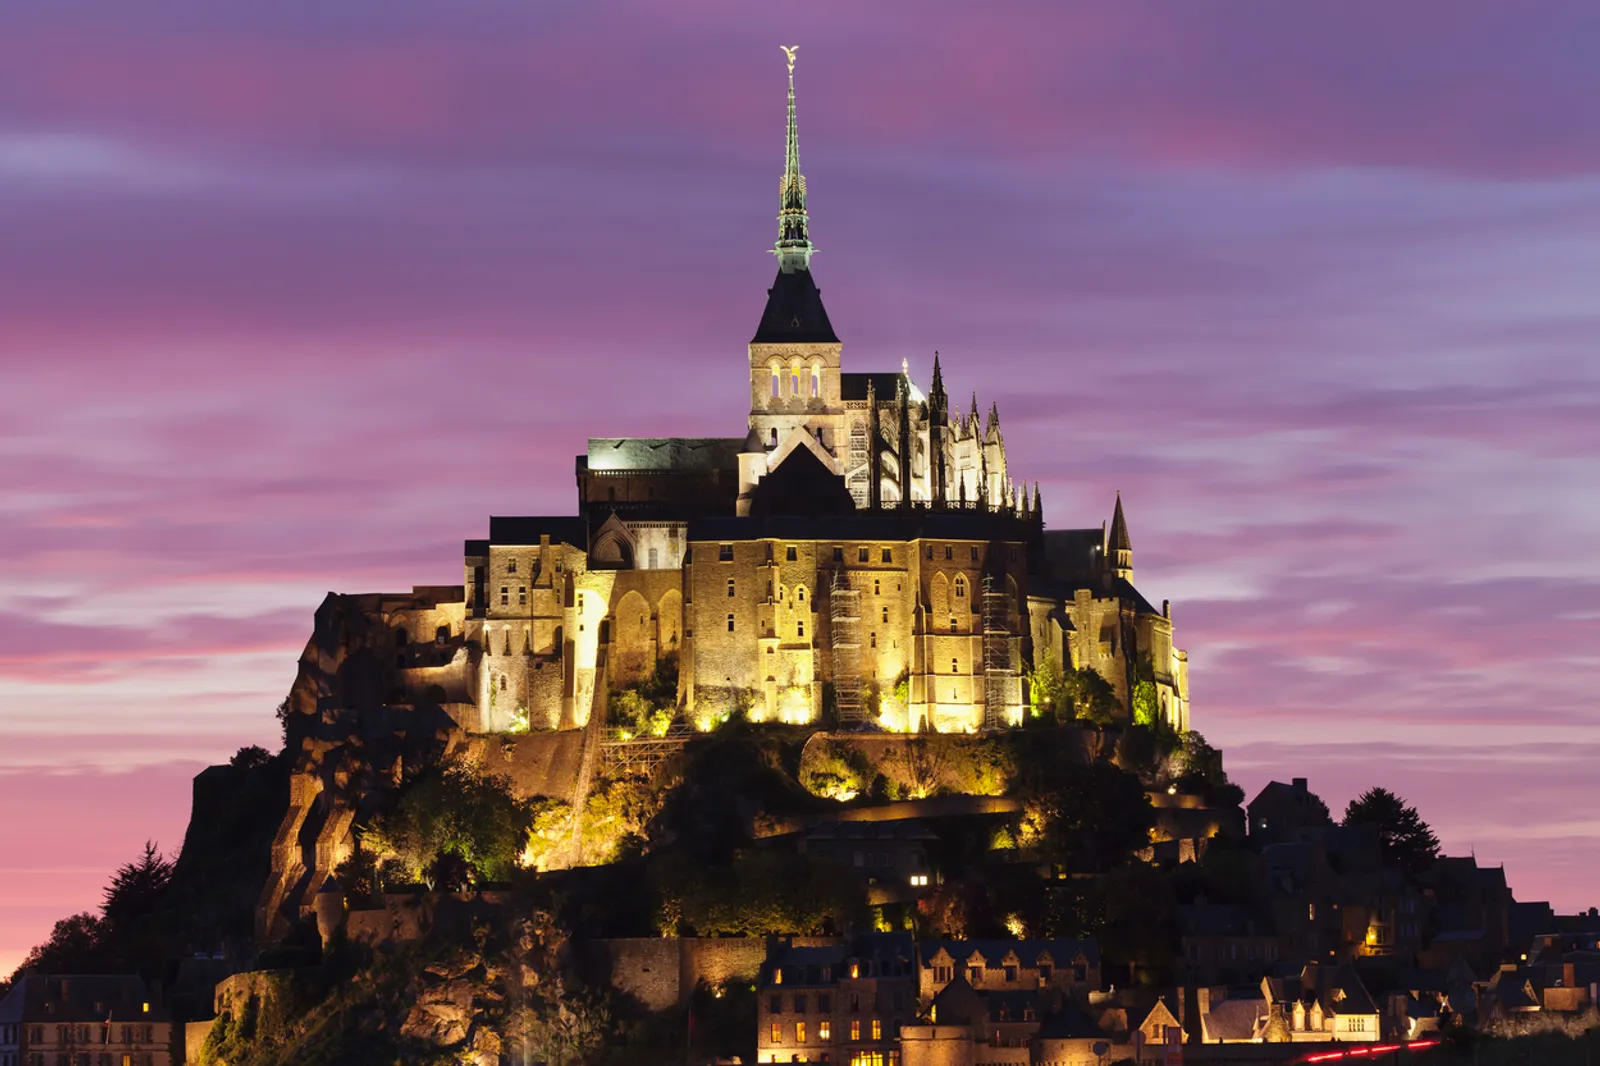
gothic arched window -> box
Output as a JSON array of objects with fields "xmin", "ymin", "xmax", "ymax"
[
  {"xmin": 810, "ymin": 367, "xmax": 820, "ymax": 397},
  {"xmin": 771, "ymin": 370, "xmax": 781, "ymax": 399}
]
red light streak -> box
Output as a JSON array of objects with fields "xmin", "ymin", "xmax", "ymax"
[{"xmin": 1298, "ymin": 1041, "xmax": 1439, "ymax": 1063}]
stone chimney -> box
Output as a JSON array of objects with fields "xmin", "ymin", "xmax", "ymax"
[{"xmin": 1292, "ymin": 778, "xmax": 1308, "ymax": 793}]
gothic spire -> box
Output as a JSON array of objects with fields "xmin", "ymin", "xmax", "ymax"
[
  {"xmin": 1109, "ymin": 491, "xmax": 1132, "ymax": 578},
  {"xmin": 1032, "ymin": 481, "xmax": 1042, "ymax": 518},
  {"xmin": 1110, "ymin": 491, "xmax": 1131, "ymax": 552},
  {"xmin": 774, "ymin": 46, "xmax": 814, "ymax": 273},
  {"xmin": 931, "ymin": 351, "xmax": 945, "ymax": 397}
]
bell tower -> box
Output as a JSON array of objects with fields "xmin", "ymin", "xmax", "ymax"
[{"xmin": 747, "ymin": 45, "xmax": 845, "ymax": 462}]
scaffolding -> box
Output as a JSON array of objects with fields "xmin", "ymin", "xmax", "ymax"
[
  {"xmin": 981, "ymin": 576, "xmax": 1015, "ymax": 729},
  {"xmin": 830, "ymin": 571, "xmax": 866, "ymax": 726},
  {"xmin": 599, "ymin": 722, "xmax": 694, "ymax": 778}
]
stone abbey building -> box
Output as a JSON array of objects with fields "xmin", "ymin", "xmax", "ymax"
[{"xmin": 389, "ymin": 54, "xmax": 1189, "ymax": 738}]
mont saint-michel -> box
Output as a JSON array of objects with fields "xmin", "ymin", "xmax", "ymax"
[{"xmin": 3, "ymin": 41, "xmax": 1596, "ymax": 1066}]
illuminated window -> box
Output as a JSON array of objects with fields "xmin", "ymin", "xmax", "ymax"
[
  {"xmin": 787, "ymin": 545, "xmax": 798, "ymax": 561},
  {"xmin": 774, "ymin": 969, "xmax": 783, "ymax": 985},
  {"xmin": 728, "ymin": 614, "xmax": 736, "ymax": 632},
  {"xmin": 850, "ymin": 962, "xmax": 860, "ymax": 979},
  {"xmin": 796, "ymin": 1021, "xmax": 806, "ymax": 1043},
  {"xmin": 954, "ymin": 576, "xmax": 965, "ymax": 599},
  {"xmin": 819, "ymin": 1021, "xmax": 831, "ymax": 1041},
  {"xmin": 771, "ymin": 1022, "xmax": 781, "ymax": 1043},
  {"xmin": 850, "ymin": 1021, "xmax": 861, "ymax": 1041},
  {"xmin": 871, "ymin": 1019, "xmax": 881, "ymax": 1041}
]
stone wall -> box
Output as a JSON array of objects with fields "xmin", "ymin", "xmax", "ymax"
[
  {"xmin": 598, "ymin": 936, "xmax": 841, "ymax": 1012},
  {"xmin": 184, "ymin": 1019, "xmax": 216, "ymax": 1066}
]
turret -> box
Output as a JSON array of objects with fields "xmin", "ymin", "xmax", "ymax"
[{"xmin": 1108, "ymin": 492, "xmax": 1132, "ymax": 579}]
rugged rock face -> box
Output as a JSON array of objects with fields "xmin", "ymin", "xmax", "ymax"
[{"xmin": 257, "ymin": 590, "xmax": 586, "ymax": 943}]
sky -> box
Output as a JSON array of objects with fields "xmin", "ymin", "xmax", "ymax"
[{"xmin": 2, "ymin": 2, "xmax": 1599, "ymax": 975}]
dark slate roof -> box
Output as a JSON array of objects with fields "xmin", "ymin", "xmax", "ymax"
[
  {"xmin": 584, "ymin": 437, "xmax": 744, "ymax": 473},
  {"xmin": 1203, "ymin": 996, "xmax": 1268, "ymax": 1041},
  {"xmin": 841, "ymin": 372, "xmax": 924, "ymax": 404},
  {"xmin": 920, "ymin": 938, "xmax": 1100, "ymax": 970},
  {"xmin": 752, "ymin": 267, "xmax": 839, "ymax": 345},
  {"xmin": 0, "ymin": 975, "xmax": 168, "ymax": 1025},
  {"xmin": 1039, "ymin": 528, "xmax": 1103, "ymax": 581},
  {"xmin": 483, "ymin": 516, "xmax": 587, "ymax": 549},
  {"xmin": 746, "ymin": 445, "xmax": 857, "ymax": 517},
  {"xmin": 1037, "ymin": 1001, "xmax": 1105, "ymax": 1040}
]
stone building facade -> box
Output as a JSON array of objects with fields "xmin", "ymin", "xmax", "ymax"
[{"xmin": 440, "ymin": 54, "xmax": 1189, "ymax": 738}]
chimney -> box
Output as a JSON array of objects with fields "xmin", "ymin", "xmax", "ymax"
[{"xmin": 1292, "ymin": 778, "xmax": 1308, "ymax": 793}]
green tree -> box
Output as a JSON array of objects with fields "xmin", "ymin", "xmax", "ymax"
[
  {"xmin": 1019, "ymin": 762, "xmax": 1155, "ymax": 872},
  {"xmin": 1064, "ymin": 667, "xmax": 1121, "ymax": 727},
  {"xmin": 12, "ymin": 913, "xmax": 108, "ymax": 979},
  {"xmin": 365, "ymin": 758, "xmax": 536, "ymax": 887},
  {"xmin": 1342, "ymin": 787, "xmax": 1440, "ymax": 875},
  {"xmin": 1028, "ymin": 653, "xmax": 1070, "ymax": 722}
]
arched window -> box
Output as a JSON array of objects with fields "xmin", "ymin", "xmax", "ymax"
[
  {"xmin": 770, "ymin": 427, "xmax": 778, "ymax": 445},
  {"xmin": 394, "ymin": 627, "xmax": 408, "ymax": 647},
  {"xmin": 790, "ymin": 370, "xmax": 801, "ymax": 396},
  {"xmin": 797, "ymin": 587, "xmax": 805, "ymax": 603},
  {"xmin": 771, "ymin": 370, "xmax": 781, "ymax": 399},
  {"xmin": 499, "ymin": 674, "xmax": 508, "ymax": 691},
  {"xmin": 810, "ymin": 368, "xmax": 820, "ymax": 397}
]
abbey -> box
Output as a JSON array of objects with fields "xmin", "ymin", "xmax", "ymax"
[{"xmin": 396, "ymin": 55, "xmax": 1189, "ymax": 736}]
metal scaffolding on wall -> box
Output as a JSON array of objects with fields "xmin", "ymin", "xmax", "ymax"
[
  {"xmin": 830, "ymin": 571, "xmax": 866, "ymax": 726},
  {"xmin": 599, "ymin": 722, "xmax": 695, "ymax": 778},
  {"xmin": 981, "ymin": 575, "xmax": 1015, "ymax": 729}
]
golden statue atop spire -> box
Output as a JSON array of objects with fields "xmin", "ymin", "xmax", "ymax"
[{"xmin": 780, "ymin": 44, "xmax": 798, "ymax": 73}]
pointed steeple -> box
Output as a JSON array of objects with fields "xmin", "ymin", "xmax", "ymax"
[
  {"xmin": 773, "ymin": 45, "xmax": 814, "ymax": 273},
  {"xmin": 968, "ymin": 393, "xmax": 980, "ymax": 438},
  {"xmin": 1032, "ymin": 481, "xmax": 1042, "ymax": 519},
  {"xmin": 1108, "ymin": 492, "xmax": 1132, "ymax": 578},
  {"xmin": 931, "ymin": 351, "xmax": 945, "ymax": 399}
]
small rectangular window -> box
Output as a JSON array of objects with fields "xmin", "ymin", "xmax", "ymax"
[
  {"xmin": 771, "ymin": 996, "xmax": 783, "ymax": 1014},
  {"xmin": 797, "ymin": 620, "xmax": 805, "ymax": 638},
  {"xmin": 971, "ymin": 546, "xmax": 979, "ymax": 561},
  {"xmin": 944, "ymin": 545, "xmax": 953, "ymax": 560},
  {"xmin": 787, "ymin": 545, "xmax": 798, "ymax": 561},
  {"xmin": 728, "ymin": 578, "xmax": 736, "ymax": 597},
  {"xmin": 833, "ymin": 546, "xmax": 844, "ymax": 563},
  {"xmin": 507, "ymin": 558, "xmax": 517, "ymax": 573},
  {"xmin": 795, "ymin": 995, "xmax": 807, "ymax": 1013},
  {"xmin": 925, "ymin": 545, "xmax": 933, "ymax": 559},
  {"xmin": 858, "ymin": 546, "xmax": 869, "ymax": 563},
  {"xmin": 728, "ymin": 613, "xmax": 736, "ymax": 633},
  {"xmin": 719, "ymin": 544, "xmax": 734, "ymax": 561},
  {"xmin": 499, "ymin": 586, "xmax": 508, "ymax": 606},
  {"xmin": 881, "ymin": 607, "xmax": 888, "ymax": 623},
  {"xmin": 881, "ymin": 548, "xmax": 892, "ymax": 563},
  {"xmin": 518, "ymin": 586, "xmax": 527, "ymax": 605}
]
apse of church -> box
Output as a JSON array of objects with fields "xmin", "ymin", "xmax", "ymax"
[{"xmin": 442, "ymin": 48, "xmax": 1190, "ymax": 739}]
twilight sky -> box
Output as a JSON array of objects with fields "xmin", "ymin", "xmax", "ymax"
[{"xmin": 3, "ymin": 2, "xmax": 1599, "ymax": 974}]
